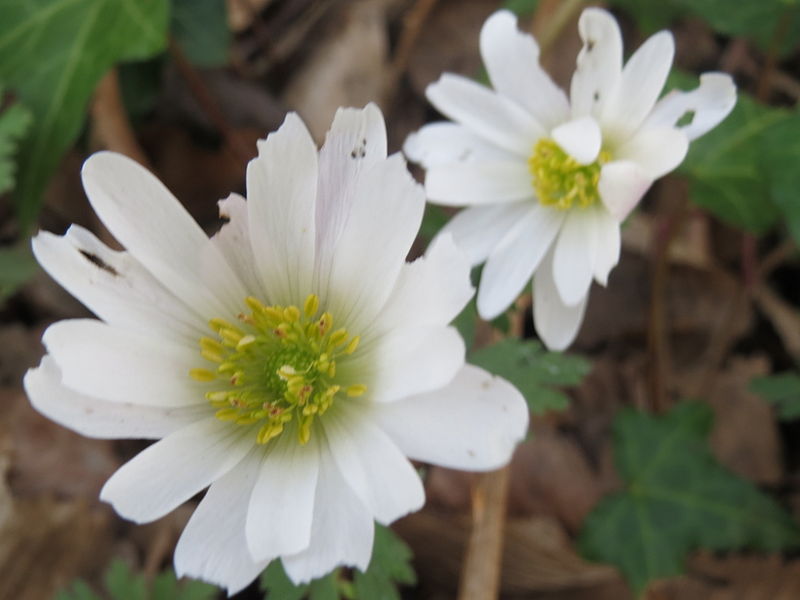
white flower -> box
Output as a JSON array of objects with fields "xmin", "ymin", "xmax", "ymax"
[
  {"xmin": 404, "ymin": 9, "xmax": 736, "ymax": 350},
  {"xmin": 24, "ymin": 104, "xmax": 528, "ymax": 594}
]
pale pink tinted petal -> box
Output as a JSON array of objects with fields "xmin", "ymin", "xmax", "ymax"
[
  {"xmin": 598, "ymin": 160, "xmax": 653, "ymax": 221},
  {"xmin": 373, "ymin": 364, "xmax": 528, "ymax": 471},
  {"xmin": 645, "ymin": 73, "xmax": 737, "ymax": 141},
  {"xmin": 616, "ymin": 127, "xmax": 689, "ymax": 179},
  {"xmin": 437, "ymin": 202, "xmax": 533, "ymax": 266},
  {"xmin": 403, "ymin": 122, "xmax": 516, "ymax": 168},
  {"xmin": 425, "ymin": 161, "xmax": 534, "ymax": 205},
  {"xmin": 479, "ymin": 10, "xmax": 569, "ymax": 129},
  {"xmin": 533, "ymin": 249, "xmax": 589, "ymax": 351},
  {"xmin": 552, "ymin": 209, "xmax": 597, "ymax": 306},
  {"xmin": 246, "ymin": 432, "xmax": 320, "ymax": 561},
  {"xmin": 81, "ymin": 152, "xmax": 246, "ymax": 321},
  {"xmin": 323, "ymin": 407, "xmax": 424, "ymax": 525},
  {"xmin": 426, "ymin": 73, "xmax": 543, "ymax": 156},
  {"xmin": 100, "ymin": 417, "xmax": 253, "ymax": 523},
  {"xmin": 551, "ymin": 116, "xmax": 602, "ymax": 165},
  {"xmin": 174, "ymin": 452, "xmax": 268, "ymax": 596},
  {"xmin": 25, "ymin": 357, "xmax": 208, "ymax": 440},
  {"xmin": 282, "ymin": 451, "xmax": 374, "ymax": 584},
  {"xmin": 246, "ymin": 113, "xmax": 318, "ymax": 305},
  {"xmin": 477, "ymin": 204, "xmax": 564, "ymax": 319},
  {"xmin": 602, "ymin": 31, "xmax": 674, "ymax": 141},
  {"xmin": 570, "ymin": 8, "xmax": 623, "ymax": 118}
]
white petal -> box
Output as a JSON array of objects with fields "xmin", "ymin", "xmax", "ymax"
[
  {"xmin": 477, "ymin": 204, "xmax": 564, "ymax": 319},
  {"xmin": 365, "ymin": 326, "xmax": 465, "ymax": 404},
  {"xmin": 615, "ymin": 127, "xmax": 688, "ymax": 178},
  {"xmin": 552, "ymin": 209, "xmax": 598, "ymax": 306},
  {"xmin": 436, "ymin": 202, "xmax": 534, "ymax": 266},
  {"xmin": 81, "ymin": 152, "xmax": 246, "ymax": 321},
  {"xmin": 322, "ymin": 154, "xmax": 425, "ymax": 334},
  {"xmin": 174, "ymin": 452, "xmax": 268, "ymax": 596},
  {"xmin": 533, "ymin": 249, "xmax": 589, "ymax": 351},
  {"xmin": 403, "ymin": 122, "xmax": 516, "ymax": 168},
  {"xmin": 645, "ymin": 72, "xmax": 737, "ymax": 141},
  {"xmin": 426, "ymin": 73, "xmax": 544, "ymax": 156},
  {"xmin": 570, "ymin": 8, "xmax": 623, "ymax": 118},
  {"xmin": 246, "ymin": 432, "xmax": 320, "ymax": 561},
  {"xmin": 315, "ymin": 104, "xmax": 388, "ymax": 286},
  {"xmin": 598, "ymin": 160, "xmax": 653, "ymax": 221},
  {"xmin": 479, "ymin": 10, "xmax": 570, "ymax": 129},
  {"xmin": 100, "ymin": 417, "xmax": 253, "ymax": 523},
  {"xmin": 374, "ymin": 364, "xmax": 528, "ymax": 471},
  {"xmin": 378, "ymin": 234, "xmax": 473, "ymax": 333},
  {"xmin": 282, "ymin": 451, "xmax": 374, "ymax": 584},
  {"xmin": 25, "ymin": 357, "xmax": 207, "ymax": 440},
  {"xmin": 32, "ymin": 226, "xmax": 205, "ymax": 344},
  {"xmin": 592, "ymin": 207, "xmax": 621, "ymax": 286},
  {"xmin": 247, "ymin": 113, "xmax": 318, "ymax": 305},
  {"xmin": 602, "ymin": 31, "xmax": 675, "ymax": 141},
  {"xmin": 425, "ymin": 161, "xmax": 534, "ymax": 206},
  {"xmin": 323, "ymin": 407, "xmax": 424, "ymax": 525},
  {"xmin": 551, "ymin": 116, "xmax": 602, "ymax": 165},
  {"xmin": 212, "ymin": 193, "xmax": 263, "ymax": 296},
  {"xmin": 42, "ymin": 319, "xmax": 203, "ymax": 407}
]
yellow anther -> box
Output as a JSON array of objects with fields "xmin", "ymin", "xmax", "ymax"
[
  {"xmin": 344, "ymin": 336, "xmax": 360, "ymax": 354},
  {"xmin": 209, "ymin": 317, "xmax": 235, "ymax": 332},
  {"xmin": 220, "ymin": 328, "xmax": 243, "ymax": 345},
  {"xmin": 206, "ymin": 390, "xmax": 231, "ymax": 402},
  {"xmin": 263, "ymin": 306, "xmax": 284, "ymax": 322},
  {"xmin": 245, "ymin": 296, "xmax": 266, "ymax": 313},
  {"xmin": 318, "ymin": 312, "xmax": 333, "ymax": 336},
  {"xmin": 284, "ymin": 306, "xmax": 300, "ymax": 322},
  {"xmin": 257, "ymin": 422, "xmax": 283, "ymax": 445},
  {"xmin": 277, "ymin": 365, "xmax": 297, "ymax": 380},
  {"xmin": 346, "ymin": 384, "xmax": 367, "ymax": 397},
  {"xmin": 304, "ymin": 294, "xmax": 320, "ymax": 317},
  {"xmin": 200, "ymin": 337, "xmax": 224, "ymax": 354},
  {"xmin": 237, "ymin": 335, "xmax": 256, "ymax": 350},
  {"xmin": 189, "ymin": 368, "xmax": 217, "ymax": 382},
  {"xmin": 327, "ymin": 363, "xmax": 336, "ymax": 377},
  {"xmin": 298, "ymin": 418, "xmax": 312, "ymax": 445},
  {"xmin": 201, "ymin": 348, "xmax": 224, "ymax": 363},
  {"xmin": 329, "ymin": 328, "xmax": 348, "ymax": 347},
  {"xmin": 215, "ymin": 408, "xmax": 240, "ymax": 421}
]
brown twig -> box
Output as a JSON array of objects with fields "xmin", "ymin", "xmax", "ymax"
[
  {"xmin": 381, "ymin": 0, "xmax": 439, "ymax": 108},
  {"xmin": 168, "ymin": 38, "xmax": 253, "ymax": 166}
]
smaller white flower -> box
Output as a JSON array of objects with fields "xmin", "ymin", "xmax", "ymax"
[
  {"xmin": 404, "ymin": 8, "xmax": 736, "ymax": 350},
  {"xmin": 24, "ymin": 105, "xmax": 528, "ymax": 594}
]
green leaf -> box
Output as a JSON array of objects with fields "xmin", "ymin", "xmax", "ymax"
[
  {"xmin": 608, "ymin": 0, "xmax": 685, "ymax": 32},
  {"xmin": 261, "ymin": 562, "xmax": 340, "ymax": 600},
  {"xmin": 152, "ymin": 569, "xmax": 218, "ymax": 600},
  {"xmin": 469, "ymin": 338, "xmax": 590, "ymax": 414},
  {"xmin": 502, "ymin": 0, "xmax": 540, "ymax": 17},
  {"xmin": 104, "ymin": 560, "xmax": 148, "ymax": 600},
  {"xmin": 0, "ymin": 244, "xmax": 38, "ymax": 303},
  {"xmin": 0, "ymin": 0, "xmax": 169, "ymax": 227},
  {"xmin": 750, "ymin": 373, "xmax": 800, "ymax": 421},
  {"xmin": 0, "ymin": 88, "xmax": 32, "ymax": 195},
  {"xmin": 171, "ymin": 0, "xmax": 230, "ymax": 68},
  {"xmin": 580, "ymin": 402, "xmax": 800, "ymax": 594},
  {"xmin": 418, "ymin": 204, "xmax": 450, "ymax": 241},
  {"xmin": 679, "ymin": 90, "xmax": 789, "ymax": 234},
  {"xmin": 54, "ymin": 580, "xmax": 101, "ymax": 600},
  {"xmin": 353, "ymin": 525, "xmax": 416, "ymax": 600}
]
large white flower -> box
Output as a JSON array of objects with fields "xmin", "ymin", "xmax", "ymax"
[
  {"xmin": 404, "ymin": 9, "xmax": 736, "ymax": 350},
  {"xmin": 24, "ymin": 104, "xmax": 528, "ymax": 594}
]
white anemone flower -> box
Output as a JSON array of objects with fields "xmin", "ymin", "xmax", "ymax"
[
  {"xmin": 404, "ymin": 9, "xmax": 736, "ymax": 350},
  {"xmin": 24, "ymin": 104, "xmax": 528, "ymax": 594}
]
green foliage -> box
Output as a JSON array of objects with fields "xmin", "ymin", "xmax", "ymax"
[
  {"xmin": 580, "ymin": 402, "xmax": 800, "ymax": 594},
  {"xmin": 0, "ymin": 0, "xmax": 169, "ymax": 227},
  {"xmin": 55, "ymin": 560, "xmax": 217, "ymax": 600},
  {"xmin": 751, "ymin": 373, "xmax": 800, "ymax": 420},
  {"xmin": 677, "ymin": 88, "xmax": 800, "ymax": 239},
  {"xmin": 0, "ymin": 245, "xmax": 38, "ymax": 303},
  {"xmin": 503, "ymin": 0, "xmax": 540, "ymax": 17},
  {"xmin": 610, "ymin": 0, "xmax": 800, "ymax": 55},
  {"xmin": 469, "ymin": 339, "xmax": 590, "ymax": 414},
  {"xmin": 261, "ymin": 525, "xmax": 415, "ymax": 600},
  {"xmin": 171, "ymin": 0, "xmax": 230, "ymax": 68},
  {"xmin": 0, "ymin": 88, "xmax": 32, "ymax": 195},
  {"xmin": 418, "ymin": 204, "xmax": 450, "ymax": 241}
]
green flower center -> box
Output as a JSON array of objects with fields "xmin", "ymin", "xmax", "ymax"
[
  {"xmin": 528, "ymin": 138, "xmax": 610, "ymax": 210},
  {"xmin": 190, "ymin": 294, "xmax": 365, "ymax": 446}
]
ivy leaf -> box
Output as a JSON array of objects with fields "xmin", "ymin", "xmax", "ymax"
[
  {"xmin": 580, "ymin": 402, "xmax": 800, "ymax": 594},
  {"xmin": 0, "ymin": 0, "xmax": 169, "ymax": 227},
  {"xmin": 469, "ymin": 338, "xmax": 590, "ymax": 414},
  {"xmin": 353, "ymin": 525, "xmax": 416, "ymax": 600},
  {"xmin": 171, "ymin": 0, "xmax": 230, "ymax": 68},
  {"xmin": 0, "ymin": 88, "xmax": 32, "ymax": 195},
  {"xmin": 750, "ymin": 373, "xmax": 800, "ymax": 421}
]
